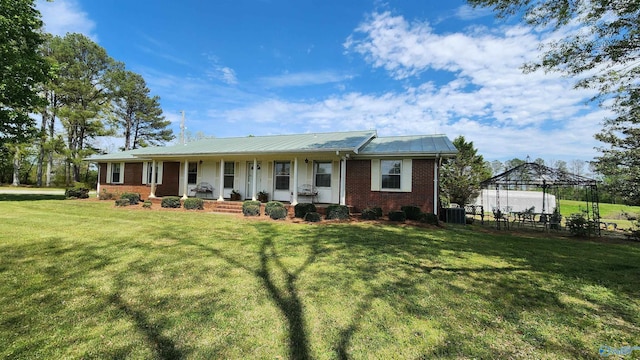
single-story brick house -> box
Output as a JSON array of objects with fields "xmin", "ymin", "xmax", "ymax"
[{"xmin": 87, "ymin": 130, "xmax": 457, "ymax": 214}]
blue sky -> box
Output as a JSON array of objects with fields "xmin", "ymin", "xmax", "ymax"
[{"xmin": 37, "ymin": 0, "xmax": 607, "ymax": 162}]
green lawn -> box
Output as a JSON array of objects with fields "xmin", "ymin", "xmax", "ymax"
[
  {"xmin": 1, "ymin": 197, "xmax": 639, "ymax": 359},
  {"xmin": 560, "ymin": 200, "xmax": 640, "ymax": 229}
]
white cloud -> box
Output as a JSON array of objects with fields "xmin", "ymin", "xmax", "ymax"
[
  {"xmin": 204, "ymin": 11, "xmax": 605, "ymax": 161},
  {"xmin": 37, "ymin": 0, "xmax": 96, "ymax": 39},
  {"xmin": 259, "ymin": 71, "xmax": 353, "ymax": 88}
]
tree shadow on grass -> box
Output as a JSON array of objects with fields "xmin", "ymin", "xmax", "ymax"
[
  {"xmin": 0, "ymin": 193, "xmax": 65, "ymax": 201},
  {"xmin": 183, "ymin": 222, "xmax": 318, "ymax": 360},
  {"xmin": 108, "ymin": 290, "xmax": 183, "ymax": 360}
]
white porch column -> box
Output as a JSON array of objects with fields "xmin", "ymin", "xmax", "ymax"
[
  {"xmin": 252, "ymin": 158, "xmax": 258, "ymax": 201},
  {"xmin": 149, "ymin": 159, "xmax": 157, "ymax": 198},
  {"xmin": 96, "ymin": 164, "xmax": 100, "ymax": 198},
  {"xmin": 339, "ymin": 157, "xmax": 347, "ymax": 205},
  {"xmin": 291, "ymin": 158, "xmax": 299, "ymax": 205},
  {"xmin": 433, "ymin": 157, "xmax": 439, "ymax": 215},
  {"xmin": 218, "ymin": 159, "xmax": 225, "ymax": 201},
  {"xmin": 182, "ymin": 160, "xmax": 189, "ymax": 199}
]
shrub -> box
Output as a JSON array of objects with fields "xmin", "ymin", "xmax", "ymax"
[
  {"xmin": 120, "ymin": 192, "xmax": 141, "ymax": 205},
  {"xmin": 257, "ymin": 191, "xmax": 269, "ymax": 203},
  {"xmin": 372, "ymin": 207, "xmax": 383, "ymax": 218},
  {"xmin": 65, "ymin": 186, "xmax": 89, "ymax": 199},
  {"xmin": 388, "ymin": 210, "xmax": 407, "ymax": 222},
  {"xmin": 265, "ymin": 201, "xmax": 284, "ymax": 216},
  {"xmin": 326, "ymin": 204, "xmax": 350, "ymax": 220},
  {"xmin": 566, "ymin": 213, "xmax": 596, "ymax": 237},
  {"xmin": 401, "ymin": 205, "xmax": 422, "ymax": 220},
  {"xmin": 361, "ymin": 208, "xmax": 380, "ymax": 220},
  {"xmin": 627, "ymin": 220, "xmax": 640, "ymax": 241},
  {"xmin": 242, "ymin": 200, "xmax": 261, "ymax": 216},
  {"xmin": 142, "ymin": 200, "xmax": 152, "ymax": 209},
  {"xmin": 304, "ymin": 212, "xmax": 321, "ymax": 222},
  {"xmin": 269, "ymin": 206, "xmax": 287, "ymax": 220},
  {"xmin": 161, "ymin": 196, "xmax": 182, "ymax": 208},
  {"xmin": 115, "ymin": 198, "xmax": 130, "ymax": 207},
  {"xmin": 184, "ymin": 198, "xmax": 204, "ymax": 210},
  {"xmin": 294, "ymin": 203, "xmax": 317, "ymax": 218},
  {"xmin": 419, "ymin": 212, "xmax": 439, "ymax": 225},
  {"xmin": 99, "ymin": 190, "xmax": 115, "ymax": 200}
]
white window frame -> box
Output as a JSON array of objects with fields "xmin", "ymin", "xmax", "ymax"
[
  {"xmin": 142, "ymin": 161, "xmax": 163, "ymax": 185},
  {"xmin": 187, "ymin": 162, "xmax": 198, "ymax": 185},
  {"xmin": 314, "ymin": 161, "xmax": 332, "ymax": 188},
  {"xmin": 106, "ymin": 162, "xmax": 125, "ymax": 184},
  {"xmin": 371, "ymin": 159, "xmax": 412, "ymax": 192},
  {"xmin": 223, "ymin": 162, "xmax": 235, "ymax": 189},
  {"xmin": 274, "ymin": 161, "xmax": 291, "ymax": 190}
]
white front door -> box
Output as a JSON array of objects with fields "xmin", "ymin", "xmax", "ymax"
[{"xmin": 246, "ymin": 162, "xmax": 262, "ymax": 199}]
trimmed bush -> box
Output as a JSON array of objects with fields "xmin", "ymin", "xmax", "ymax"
[
  {"xmin": 99, "ymin": 190, "xmax": 115, "ymax": 200},
  {"xmin": 401, "ymin": 205, "xmax": 422, "ymax": 220},
  {"xmin": 326, "ymin": 204, "xmax": 349, "ymax": 220},
  {"xmin": 269, "ymin": 206, "xmax": 288, "ymax": 220},
  {"xmin": 161, "ymin": 196, "xmax": 182, "ymax": 208},
  {"xmin": 265, "ymin": 201, "xmax": 284, "ymax": 216},
  {"xmin": 142, "ymin": 200, "xmax": 152, "ymax": 209},
  {"xmin": 566, "ymin": 213, "xmax": 596, "ymax": 237},
  {"xmin": 294, "ymin": 203, "xmax": 317, "ymax": 218},
  {"xmin": 120, "ymin": 192, "xmax": 141, "ymax": 205},
  {"xmin": 388, "ymin": 210, "xmax": 407, "ymax": 222},
  {"xmin": 419, "ymin": 212, "xmax": 439, "ymax": 225},
  {"xmin": 184, "ymin": 198, "xmax": 204, "ymax": 210},
  {"xmin": 372, "ymin": 207, "xmax": 383, "ymax": 218},
  {"xmin": 361, "ymin": 208, "xmax": 380, "ymax": 220},
  {"xmin": 242, "ymin": 200, "xmax": 261, "ymax": 216},
  {"xmin": 115, "ymin": 198, "xmax": 130, "ymax": 207},
  {"xmin": 65, "ymin": 187, "xmax": 89, "ymax": 199},
  {"xmin": 304, "ymin": 212, "xmax": 321, "ymax": 222}
]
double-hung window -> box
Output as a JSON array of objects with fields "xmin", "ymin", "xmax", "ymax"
[
  {"xmin": 381, "ymin": 160, "xmax": 402, "ymax": 189},
  {"xmin": 188, "ymin": 162, "xmax": 198, "ymax": 184},
  {"xmin": 314, "ymin": 162, "xmax": 332, "ymax": 188},
  {"xmin": 223, "ymin": 162, "xmax": 235, "ymax": 188},
  {"xmin": 274, "ymin": 161, "xmax": 290, "ymax": 190},
  {"xmin": 110, "ymin": 163, "xmax": 123, "ymax": 184}
]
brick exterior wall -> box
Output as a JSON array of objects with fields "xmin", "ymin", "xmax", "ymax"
[
  {"xmin": 98, "ymin": 161, "xmax": 181, "ymax": 199},
  {"xmin": 346, "ymin": 159, "xmax": 436, "ymax": 214}
]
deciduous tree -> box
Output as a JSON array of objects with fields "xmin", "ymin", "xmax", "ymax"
[
  {"xmin": 468, "ymin": 0, "xmax": 640, "ymax": 204},
  {"xmin": 0, "ymin": 0, "xmax": 50, "ymax": 146}
]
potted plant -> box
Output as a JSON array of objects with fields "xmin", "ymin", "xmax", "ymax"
[
  {"xmin": 257, "ymin": 190, "xmax": 269, "ymax": 203},
  {"xmin": 230, "ymin": 189, "xmax": 241, "ymax": 201}
]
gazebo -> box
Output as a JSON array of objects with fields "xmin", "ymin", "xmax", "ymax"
[{"xmin": 479, "ymin": 162, "xmax": 600, "ymax": 234}]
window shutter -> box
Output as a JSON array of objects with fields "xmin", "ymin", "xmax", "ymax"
[
  {"xmin": 156, "ymin": 161, "xmax": 163, "ymax": 185},
  {"xmin": 106, "ymin": 163, "xmax": 112, "ymax": 184},
  {"xmin": 371, "ymin": 159, "xmax": 380, "ymax": 191},
  {"xmin": 119, "ymin": 162, "xmax": 125, "ymax": 184},
  {"xmin": 142, "ymin": 162, "xmax": 148, "ymax": 184},
  {"xmin": 401, "ymin": 159, "xmax": 412, "ymax": 192}
]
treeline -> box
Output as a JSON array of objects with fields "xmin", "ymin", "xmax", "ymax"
[{"xmin": 1, "ymin": 3, "xmax": 174, "ymax": 188}]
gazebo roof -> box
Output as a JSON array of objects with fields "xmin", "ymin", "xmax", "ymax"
[{"xmin": 480, "ymin": 162, "xmax": 597, "ymax": 187}]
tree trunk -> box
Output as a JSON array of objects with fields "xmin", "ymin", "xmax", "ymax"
[
  {"xmin": 36, "ymin": 110, "xmax": 48, "ymax": 187},
  {"xmin": 12, "ymin": 147, "xmax": 20, "ymax": 186}
]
